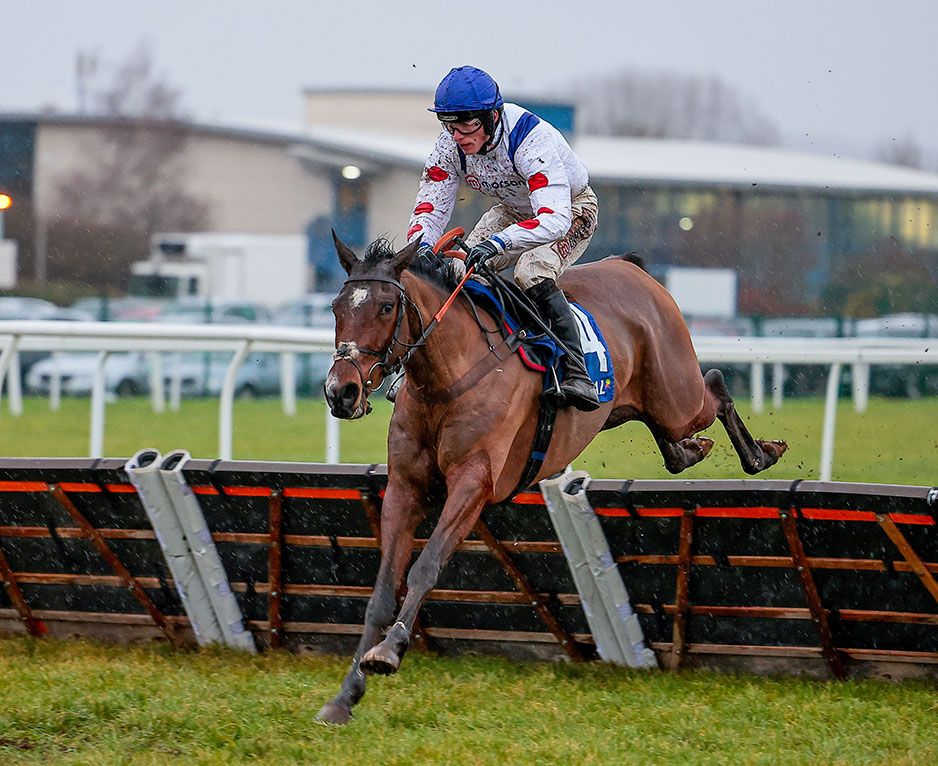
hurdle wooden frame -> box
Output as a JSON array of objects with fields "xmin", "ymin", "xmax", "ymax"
[{"xmin": 0, "ymin": 459, "xmax": 936, "ymax": 680}]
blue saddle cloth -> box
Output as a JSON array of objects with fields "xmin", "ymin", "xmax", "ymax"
[{"xmin": 462, "ymin": 279, "xmax": 615, "ymax": 403}]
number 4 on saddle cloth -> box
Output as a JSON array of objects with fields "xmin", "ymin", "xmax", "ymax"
[{"xmin": 461, "ymin": 279, "xmax": 615, "ymax": 404}]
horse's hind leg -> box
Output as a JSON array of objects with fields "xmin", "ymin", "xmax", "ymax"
[
  {"xmin": 656, "ymin": 434, "xmax": 715, "ymax": 474},
  {"xmin": 704, "ymin": 368, "xmax": 788, "ymax": 475}
]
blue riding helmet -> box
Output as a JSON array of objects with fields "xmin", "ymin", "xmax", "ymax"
[{"xmin": 429, "ymin": 66, "xmax": 504, "ymax": 114}]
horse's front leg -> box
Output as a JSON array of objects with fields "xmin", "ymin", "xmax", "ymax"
[
  {"xmin": 360, "ymin": 458, "xmax": 493, "ymax": 675},
  {"xmin": 316, "ymin": 481, "xmax": 423, "ymax": 725}
]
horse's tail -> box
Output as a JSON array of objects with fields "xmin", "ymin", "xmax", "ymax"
[{"xmin": 606, "ymin": 251, "xmax": 647, "ymax": 272}]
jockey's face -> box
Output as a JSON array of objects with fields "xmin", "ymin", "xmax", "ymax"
[{"xmin": 443, "ymin": 111, "xmax": 499, "ymax": 155}]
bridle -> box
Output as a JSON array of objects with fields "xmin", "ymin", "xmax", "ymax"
[
  {"xmin": 332, "ymin": 250, "xmax": 513, "ymax": 405},
  {"xmin": 332, "ymin": 275, "xmax": 427, "ymax": 396}
]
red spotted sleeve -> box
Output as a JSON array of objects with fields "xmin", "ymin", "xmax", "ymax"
[{"xmin": 407, "ymin": 132, "xmax": 461, "ymax": 247}]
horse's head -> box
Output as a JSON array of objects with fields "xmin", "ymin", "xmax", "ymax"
[{"xmin": 325, "ymin": 232, "xmax": 422, "ymax": 419}]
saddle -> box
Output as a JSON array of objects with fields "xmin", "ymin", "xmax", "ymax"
[
  {"xmin": 459, "ymin": 276, "xmax": 614, "ymax": 497},
  {"xmin": 460, "ymin": 278, "xmax": 614, "ymax": 404}
]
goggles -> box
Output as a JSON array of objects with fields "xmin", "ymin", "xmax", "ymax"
[{"xmin": 441, "ymin": 118, "xmax": 484, "ymax": 137}]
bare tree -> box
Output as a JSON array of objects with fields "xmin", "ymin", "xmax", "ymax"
[
  {"xmin": 874, "ymin": 135, "xmax": 923, "ymax": 169},
  {"xmin": 670, "ymin": 196, "xmax": 818, "ymax": 315},
  {"xmin": 41, "ymin": 42, "xmax": 209, "ymax": 290},
  {"xmin": 822, "ymin": 239, "xmax": 938, "ymax": 317},
  {"xmin": 569, "ymin": 68, "xmax": 779, "ymax": 145},
  {"xmin": 88, "ymin": 44, "xmax": 186, "ymax": 120}
]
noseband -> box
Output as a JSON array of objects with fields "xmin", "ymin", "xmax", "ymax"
[{"xmin": 333, "ymin": 275, "xmax": 426, "ymax": 395}]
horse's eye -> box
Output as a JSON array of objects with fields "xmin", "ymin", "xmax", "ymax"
[{"xmin": 380, "ymin": 303, "xmax": 394, "ymax": 316}]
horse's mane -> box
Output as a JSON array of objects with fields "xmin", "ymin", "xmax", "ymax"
[
  {"xmin": 362, "ymin": 238, "xmax": 398, "ymax": 268},
  {"xmin": 617, "ymin": 251, "xmax": 647, "ymax": 272},
  {"xmin": 408, "ymin": 252, "xmax": 463, "ymax": 291},
  {"xmin": 364, "ymin": 238, "xmax": 462, "ymax": 292}
]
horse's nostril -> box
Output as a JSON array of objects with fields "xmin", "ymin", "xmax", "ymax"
[{"xmin": 340, "ymin": 382, "xmax": 360, "ymax": 408}]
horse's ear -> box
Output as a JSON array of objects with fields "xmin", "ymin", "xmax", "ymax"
[
  {"xmin": 389, "ymin": 237, "xmax": 422, "ymax": 275},
  {"xmin": 332, "ymin": 229, "xmax": 360, "ymax": 275}
]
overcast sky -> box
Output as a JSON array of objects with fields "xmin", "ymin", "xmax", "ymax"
[{"xmin": 4, "ymin": 1, "xmax": 937, "ymax": 164}]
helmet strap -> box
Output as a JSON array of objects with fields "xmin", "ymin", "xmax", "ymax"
[{"xmin": 477, "ymin": 109, "xmax": 504, "ymax": 156}]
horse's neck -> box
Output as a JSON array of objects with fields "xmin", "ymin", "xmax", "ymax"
[{"xmin": 401, "ymin": 272, "xmax": 488, "ymax": 391}]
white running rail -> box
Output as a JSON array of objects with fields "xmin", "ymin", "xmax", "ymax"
[
  {"xmin": 0, "ymin": 321, "xmax": 934, "ymax": 479},
  {"xmin": 693, "ymin": 336, "xmax": 935, "ymax": 480},
  {"xmin": 0, "ymin": 320, "xmax": 335, "ymax": 461}
]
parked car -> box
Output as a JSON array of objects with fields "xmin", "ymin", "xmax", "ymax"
[
  {"xmin": 0, "ymin": 296, "xmax": 95, "ymax": 322},
  {"xmin": 1, "ymin": 297, "xmax": 96, "ymax": 384},
  {"xmin": 160, "ymin": 350, "xmax": 330, "ymax": 398},
  {"xmin": 161, "ymin": 351, "xmax": 280, "ymax": 398},
  {"xmin": 855, "ymin": 313, "xmax": 938, "ymax": 397},
  {"xmin": 24, "ymin": 350, "xmax": 301, "ymax": 399},
  {"xmin": 760, "ymin": 317, "xmax": 841, "ymax": 338},
  {"xmin": 0, "ymin": 296, "xmax": 60, "ymax": 319},
  {"xmin": 25, "ymin": 352, "xmax": 151, "ymax": 397},
  {"xmin": 19, "ymin": 297, "xmax": 328, "ymax": 398},
  {"xmin": 270, "ymin": 294, "xmax": 334, "ymax": 393},
  {"xmin": 70, "ymin": 296, "xmax": 168, "ymax": 322},
  {"xmin": 855, "ymin": 313, "xmax": 938, "ymax": 338},
  {"xmin": 271, "ymin": 293, "xmax": 335, "ymax": 328},
  {"xmin": 686, "ymin": 316, "xmax": 754, "ymax": 337},
  {"xmin": 157, "ymin": 299, "xmax": 271, "ymax": 324}
]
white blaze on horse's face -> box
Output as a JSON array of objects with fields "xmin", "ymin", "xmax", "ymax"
[
  {"xmin": 350, "ymin": 287, "xmax": 369, "ymax": 309},
  {"xmin": 327, "ymin": 277, "xmax": 404, "ymax": 420}
]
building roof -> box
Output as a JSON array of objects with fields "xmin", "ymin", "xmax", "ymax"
[
  {"xmin": 302, "ymin": 85, "xmax": 433, "ymax": 97},
  {"xmin": 575, "ymin": 136, "xmax": 938, "ymax": 195},
  {"xmin": 0, "ymin": 112, "xmax": 302, "ymax": 148},
  {"xmin": 7, "ymin": 112, "xmax": 938, "ymax": 197},
  {"xmin": 299, "ymin": 125, "xmax": 938, "ymax": 197}
]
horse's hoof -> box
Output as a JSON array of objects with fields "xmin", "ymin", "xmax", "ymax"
[
  {"xmin": 316, "ymin": 701, "xmax": 352, "ymax": 726},
  {"xmin": 696, "ymin": 436, "xmax": 715, "ymax": 457},
  {"xmin": 360, "ymin": 644, "xmax": 401, "ymax": 675},
  {"xmin": 760, "ymin": 439, "xmax": 789, "ymax": 459}
]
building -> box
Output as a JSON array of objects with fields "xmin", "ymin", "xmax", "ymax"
[
  {"xmin": 301, "ymin": 89, "xmax": 938, "ymax": 312},
  {"xmin": 2, "ymin": 90, "xmax": 938, "ymax": 311}
]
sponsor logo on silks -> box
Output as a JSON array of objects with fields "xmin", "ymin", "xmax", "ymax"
[{"xmin": 464, "ymin": 174, "xmax": 525, "ymax": 193}]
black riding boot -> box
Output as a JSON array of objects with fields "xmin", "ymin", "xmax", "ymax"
[{"xmin": 525, "ymin": 279, "xmax": 600, "ymax": 412}]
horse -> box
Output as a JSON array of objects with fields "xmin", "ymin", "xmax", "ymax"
[{"xmin": 317, "ymin": 233, "xmax": 787, "ymax": 724}]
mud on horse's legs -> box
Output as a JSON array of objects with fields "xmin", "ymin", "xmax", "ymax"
[{"xmin": 704, "ymin": 369, "xmax": 788, "ymax": 475}]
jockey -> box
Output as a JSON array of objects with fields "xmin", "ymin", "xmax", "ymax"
[{"xmin": 407, "ymin": 66, "xmax": 600, "ymax": 412}]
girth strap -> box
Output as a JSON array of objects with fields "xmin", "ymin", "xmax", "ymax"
[{"xmin": 508, "ymin": 395, "xmax": 559, "ymax": 499}]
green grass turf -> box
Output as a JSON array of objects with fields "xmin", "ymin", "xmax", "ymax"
[
  {"xmin": 0, "ymin": 637, "xmax": 936, "ymax": 765},
  {"xmin": 0, "ymin": 395, "xmax": 935, "ymax": 485},
  {"xmin": 1, "ymin": 399, "xmax": 937, "ymax": 762}
]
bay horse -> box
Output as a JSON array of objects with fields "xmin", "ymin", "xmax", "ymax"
[{"xmin": 318, "ymin": 233, "xmax": 787, "ymax": 724}]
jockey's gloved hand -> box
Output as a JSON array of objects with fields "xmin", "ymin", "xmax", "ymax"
[
  {"xmin": 416, "ymin": 242, "xmax": 435, "ymax": 260},
  {"xmin": 466, "ymin": 239, "xmax": 502, "ymax": 270}
]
